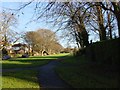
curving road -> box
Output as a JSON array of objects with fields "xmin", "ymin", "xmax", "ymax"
[
  {"xmin": 2, "ymin": 59, "xmax": 72, "ymax": 89},
  {"xmin": 37, "ymin": 60, "xmax": 71, "ymax": 88}
]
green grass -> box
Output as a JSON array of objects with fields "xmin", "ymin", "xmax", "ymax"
[
  {"xmin": 1, "ymin": 53, "xmax": 69, "ymax": 89},
  {"xmin": 2, "ymin": 70, "xmax": 39, "ymax": 88},
  {"xmin": 2, "ymin": 60, "xmax": 49, "ymax": 69},
  {"xmin": 2, "ymin": 53, "xmax": 69, "ymax": 69},
  {"xmin": 56, "ymin": 55, "xmax": 119, "ymax": 88}
]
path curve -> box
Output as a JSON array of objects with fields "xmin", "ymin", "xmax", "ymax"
[
  {"xmin": 37, "ymin": 60, "xmax": 72, "ymax": 88},
  {"xmin": 2, "ymin": 57, "xmax": 72, "ymax": 88}
]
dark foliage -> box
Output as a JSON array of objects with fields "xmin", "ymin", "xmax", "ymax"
[
  {"xmin": 22, "ymin": 54, "xmax": 29, "ymax": 58},
  {"xmin": 73, "ymin": 48, "xmax": 86, "ymax": 56},
  {"xmin": 2, "ymin": 48, "xmax": 8, "ymax": 55},
  {"xmin": 85, "ymin": 38, "xmax": 120, "ymax": 66}
]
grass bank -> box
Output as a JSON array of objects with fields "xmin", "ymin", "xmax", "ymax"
[{"xmin": 56, "ymin": 55, "xmax": 119, "ymax": 88}]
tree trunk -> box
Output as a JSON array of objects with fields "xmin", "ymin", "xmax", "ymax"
[
  {"xmin": 112, "ymin": 2, "xmax": 120, "ymax": 37},
  {"xmin": 109, "ymin": 27, "xmax": 112, "ymax": 39},
  {"xmin": 31, "ymin": 49, "xmax": 34, "ymax": 56},
  {"xmin": 78, "ymin": 32, "xmax": 84, "ymax": 48},
  {"xmin": 81, "ymin": 30, "xmax": 89, "ymax": 47},
  {"xmin": 108, "ymin": 12, "xmax": 112, "ymax": 39},
  {"xmin": 96, "ymin": 5, "xmax": 106, "ymax": 41},
  {"xmin": 28, "ymin": 44, "xmax": 30, "ymax": 55},
  {"xmin": 115, "ymin": 14, "xmax": 120, "ymax": 37}
]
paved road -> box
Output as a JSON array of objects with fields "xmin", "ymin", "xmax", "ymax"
[
  {"xmin": 37, "ymin": 60, "xmax": 71, "ymax": 88},
  {"xmin": 2, "ymin": 59, "xmax": 72, "ymax": 89}
]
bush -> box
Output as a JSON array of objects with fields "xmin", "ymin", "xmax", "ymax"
[
  {"xmin": 73, "ymin": 48, "xmax": 86, "ymax": 56},
  {"xmin": 2, "ymin": 48, "xmax": 11, "ymax": 60},
  {"xmin": 22, "ymin": 54, "xmax": 29, "ymax": 58},
  {"xmin": 2, "ymin": 48, "xmax": 8, "ymax": 56}
]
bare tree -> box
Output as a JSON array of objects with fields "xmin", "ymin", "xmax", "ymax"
[
  {"xmin": 100, "ymin": 2, "xmax": 120, "ymax": 37},
  {"xmin": 37, "ymin": 2, "xmax": 90, "ymax": 48},
  {"xmin": 0, "ymin": 10, "xmax": 18, "ymax": 47},
  {"xmin": 13, "ymin": 2, "xmax": 90, "ymax": 48},
  {"xmin": 85, "ymin": 2, "xmax": 116, "ymax": 41},
  {"xmin": 24, "ymin": 31, "xmax": 41, "ymax": 55},
  {"xmin": 5, "ymin": 1, "xmax": 119, "ymax": 49},
  {"xmin": 24, "ymin": 29, "xmax": 63, "ymax": 56},
  {"xmin": 96, "ymin": 3, "xmax": 106, "ymax": 40}
]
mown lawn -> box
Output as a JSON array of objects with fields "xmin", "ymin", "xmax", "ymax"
[
  {"xmin": 56, "ymin": 55, "xmax": 119, "ymax": 88},
  {"xmin": 2, "ymin": 60, "xmax": 49, "ymax": 69},
  {"xmin": 2, "ymin": 70, "xmax": 39, "ymax": 88},
  {"xmin": 1, "ymin": 53, "xmax": 69, "ymax": 89},
  {"xmin": 2, "ymin": 53, "xmax": 69, "ymax": 69}
]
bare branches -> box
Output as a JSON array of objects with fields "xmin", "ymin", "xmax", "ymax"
[
  {"xmin": 3, "ymin": 1, "xmax": 119, "ymax": 48},
  {"xmin": 24, "ymin": 29, "xmax": 63, "ymax": 54},
  {"xmin": 99, "ymin": 2, "xmax": 114, "ymax": 13},
  {"xmin": 16, "ymin": 0, "xmax": 34, "ymax": 11},
  {"xmin": 0, "ymin": 11, "xmax": 18, "ymax": 36}
]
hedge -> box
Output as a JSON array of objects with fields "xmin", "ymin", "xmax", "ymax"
[{"xmin": 85, "ymin": 38, "xmax": 120, "ymax": 66}]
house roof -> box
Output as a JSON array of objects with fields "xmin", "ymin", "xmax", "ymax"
[{"xmin": 12, "ymin": 43, "xmax": 27, "ymax": 47}]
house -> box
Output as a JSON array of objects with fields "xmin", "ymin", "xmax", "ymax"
[{"xmin": 12, "ymin": 43, "xmax": 29, "ymax": 54}]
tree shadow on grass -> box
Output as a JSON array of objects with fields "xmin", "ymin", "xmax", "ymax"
[
  {"xmin": 2, "ymin": 55, "xmax": 69, "ymax": 69},
  {"xmin": 2, "ymin": 55, "xmax": 70, "ymax": 88},
  {"xmin": 7, "ymin": 55, "xmax": 67, "ymax": 61},
  {"xmin": 2, "ymin": 59, "xmax": 51, "ymax": 69},
  {"xmin": 2, "ymin": 70, "xmax": 40, "ymax": 88}
]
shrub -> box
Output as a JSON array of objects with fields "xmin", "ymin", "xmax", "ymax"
[
  {"xmin": 73, "ymin": 48, "xmax": 86, "ymax": 56},
  {"xmin": 2, "ymin": 48, "xmax": 8, "ymax": 56}
]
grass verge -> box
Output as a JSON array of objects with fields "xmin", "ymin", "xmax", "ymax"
[
  {"xmin": 56, "ymin": 55, "xmax": 119, "ymax": 88},
  {"xmin": 2, "ymin": 70, "xmax": 39, "ymax": 88}
]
